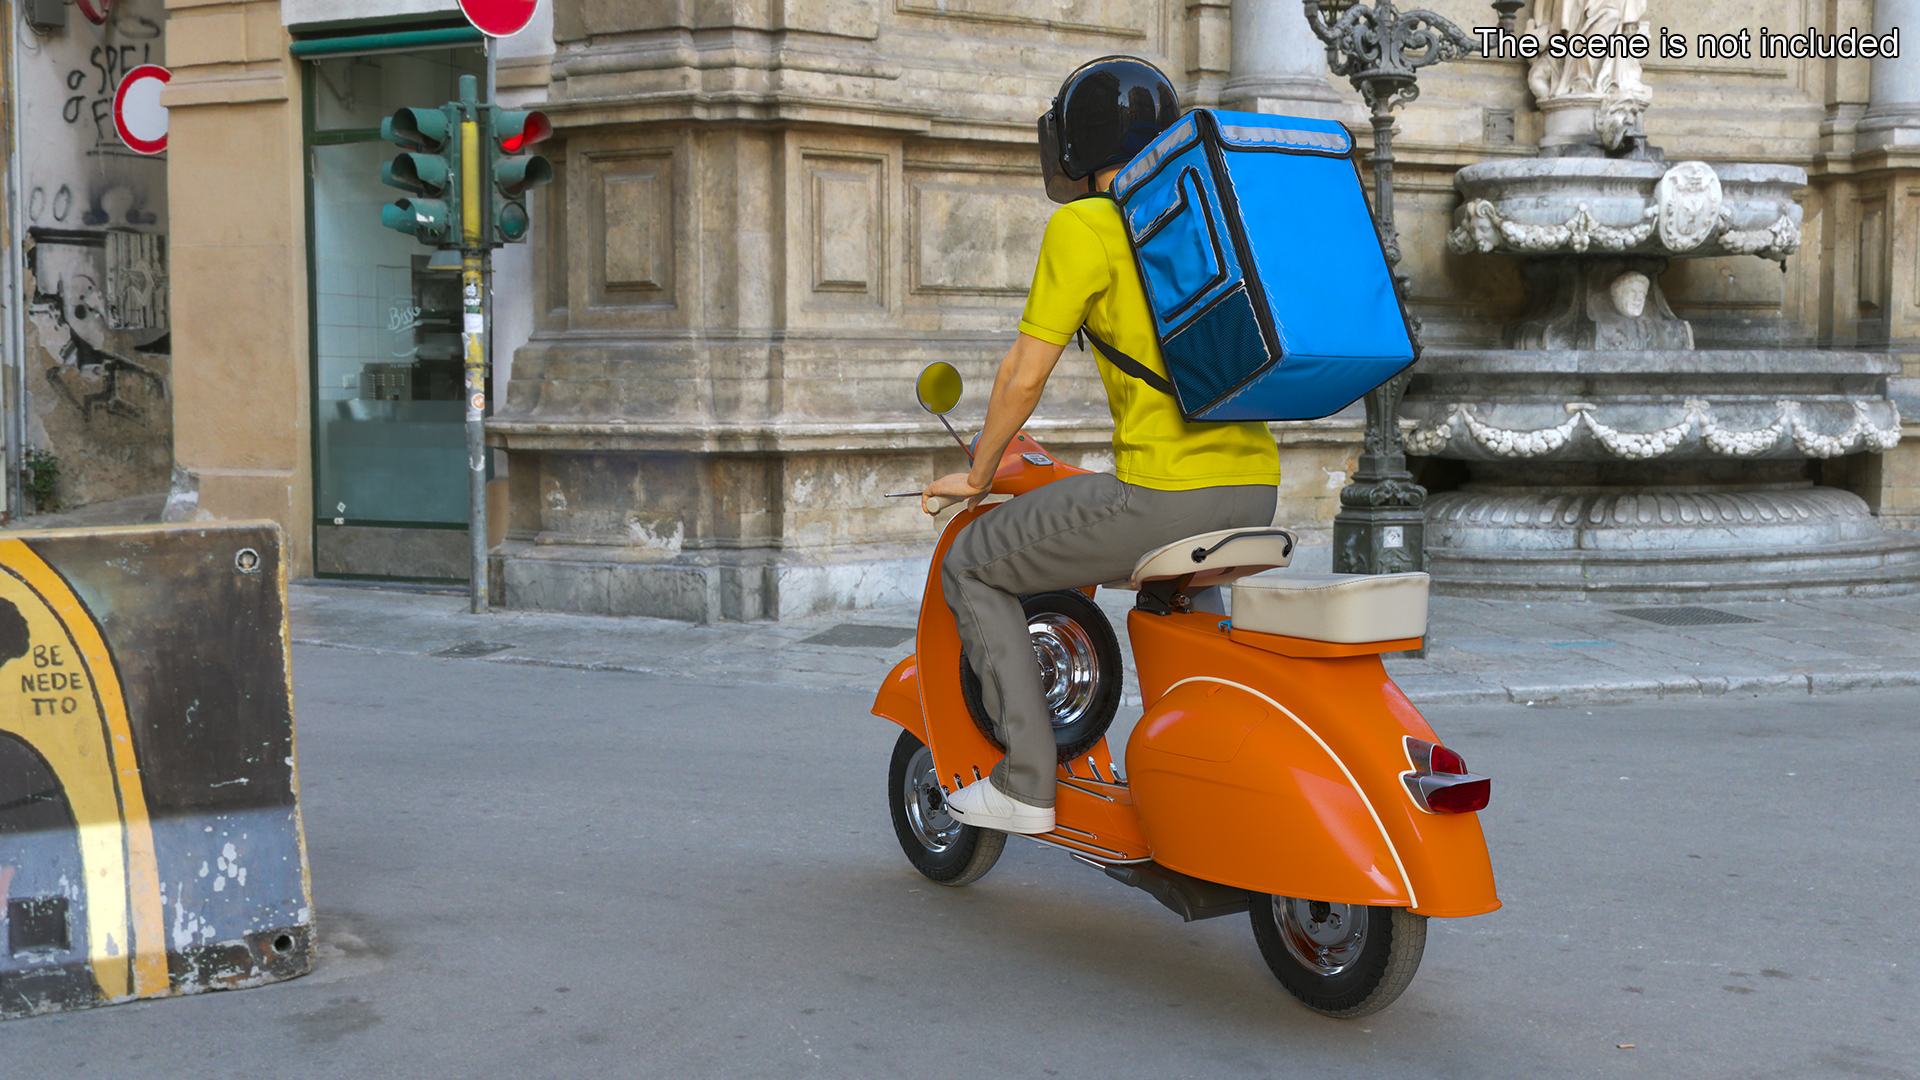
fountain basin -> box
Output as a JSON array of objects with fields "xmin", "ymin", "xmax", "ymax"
[
  {"xmin": 1447, "ymin": 159, "xmax": 1805, "ymax": 261},
  {"xmin": 1405, "ymin": 348, "xmax": 1920, "ymax": 600}
]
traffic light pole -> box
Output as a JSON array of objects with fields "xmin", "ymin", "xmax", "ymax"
[
  {"xmin": 459, "ymin": 104, "xmax": 489, "ymax": 614},
  {"xmin": 380, "ymin": 70, "xmax": 549, "ymax": 613}
]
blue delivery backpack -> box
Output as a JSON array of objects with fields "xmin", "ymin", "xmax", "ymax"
[{"xmin": 1093, "ymin": 109, "xmax": 1417, "ymax": 422}]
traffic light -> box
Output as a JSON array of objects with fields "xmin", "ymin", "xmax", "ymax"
[
  {"xmin": 487, "ymin": 108, "xmax": 553, "ymax": 243},
  {"xmin": 378, "ymin": 106, "xmax": 460, "ymax": 244}
]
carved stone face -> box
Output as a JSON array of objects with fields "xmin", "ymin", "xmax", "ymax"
[
  {"xmin": 1609, "ymin": 271, "xmax": 1650, "ymax": 318},
  {"xmin": 1655, "ymin": 161, "xmax": 1723, "ymax": 253}
]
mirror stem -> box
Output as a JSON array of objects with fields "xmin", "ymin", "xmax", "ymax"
[{"xmin": 938, "ymin": 414, "xmax": 974, "ymax": 460}]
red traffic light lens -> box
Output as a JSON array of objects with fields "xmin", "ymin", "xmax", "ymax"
[{"xmin": 501, "ymin": 111, "xmax": 552, "ymax": 153}]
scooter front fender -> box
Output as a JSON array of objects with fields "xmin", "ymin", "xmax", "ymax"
[{"xmin": 871, "ymin": 654, "xmax": 926, "ymax": 743}]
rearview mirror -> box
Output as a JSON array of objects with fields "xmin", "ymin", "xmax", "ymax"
[{"xmin": 916, "ymin": 362, "xmax": 963, "ymax": 416}]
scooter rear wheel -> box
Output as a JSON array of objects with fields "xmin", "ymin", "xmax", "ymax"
[
  {"xmin": 959, "ymin": 589, "xmax": 1122, "ymax": 762},
  {"xmin": 1248, "ymin": 894, "xmax": 1426, "ymax": 1018},
  {"xmin": 888, "ymin": 730, "xmax": 1005, "ymax": 887}
]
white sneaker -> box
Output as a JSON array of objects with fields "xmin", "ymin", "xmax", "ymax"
[{"xmin": 944, "ymin": 778, "xmax": 1055, "ymax": 835}]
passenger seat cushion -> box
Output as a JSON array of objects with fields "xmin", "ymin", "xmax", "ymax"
[{"xmin": 1230, "ymin": 572, "xmax": 1429, "ymax": 644}]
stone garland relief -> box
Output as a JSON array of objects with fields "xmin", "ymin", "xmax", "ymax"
[
  {"xmin": 1405, "ymin": 399, "xmax": 1903, "ymax": 460},
  {"xmin": 1447, "ymin": 158, "xmax": 1803, "ymax": 261}
]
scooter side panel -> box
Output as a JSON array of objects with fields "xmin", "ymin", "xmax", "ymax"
[
  {"xmin": 1128, "ymin": 680, "xmax": 1410, "ymax": 904},
  {"xmin": 913, "ymin": 502, "xmax": 1152, "ymax": 862},
  {"xmin": 1129, "ymin": 611, "xmax": 1501, "ymax": 918},
  {"xmin": 871, "ymin": 655, "xmax": 926, "ymax": 742}
]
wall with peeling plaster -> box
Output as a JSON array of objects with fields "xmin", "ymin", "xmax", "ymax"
[{"xmin": 14, "ymin": 0, "xmax": 170, "ymax": 512}]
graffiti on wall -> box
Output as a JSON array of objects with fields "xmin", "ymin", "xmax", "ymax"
[{"xmin": 26, "ymin": 229, "xmax": 167, "ymax": 423}]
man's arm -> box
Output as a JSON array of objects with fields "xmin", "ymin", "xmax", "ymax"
[{"xmin": 922, "ymin": 332, "xmax": 1068, "ymax": 514}]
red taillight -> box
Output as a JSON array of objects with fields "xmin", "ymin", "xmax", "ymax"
[
  {"xmin": 1402, "ymin": 736, "xmax": 1490, "ymax": 814},
  {"xmin": 1425, "ymin": 776, "xmax": 1491, "ymax": 814}
]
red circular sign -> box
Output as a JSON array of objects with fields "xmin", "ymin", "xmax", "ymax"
[
  {"xmin": 75, "ymin": 0, "xmax": 110, "ymax": 25},
  {"xmin": 458, "ymin": 0, "xmax": 537, "ymax": 37},
  {"xmin": 113, "ymin": 65, "xmax": 171, "ymax": 156}
]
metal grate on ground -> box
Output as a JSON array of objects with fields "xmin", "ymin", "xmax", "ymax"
[
  {"xmin": 800, "ymin": 624, "xmax": 916, "ymax": 648},
  {"xmin": 1610, "ymin": 606, "xmax": 1763, "ymax": 627},
  {"xmin": 433, "ymin": 640, "xmax": 517, "ymax": 658}
]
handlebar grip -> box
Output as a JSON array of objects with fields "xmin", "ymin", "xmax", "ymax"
[{"xmin": 924, "ymin": 494, "xmax": 958, "ymax": 513}]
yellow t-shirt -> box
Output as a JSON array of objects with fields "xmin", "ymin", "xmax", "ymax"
[{"xmin": 1017, "ymin": 197, "xmax": 1281, "ymax": 492}]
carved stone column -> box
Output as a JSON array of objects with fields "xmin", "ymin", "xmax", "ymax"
[
  {"xmin": 1858, "ymin": 0, "xmax": 1920, "ymax": 149},
  {"xmin": 1222, "ymin": 0, "xmax": 1350, "ymax": 120}
]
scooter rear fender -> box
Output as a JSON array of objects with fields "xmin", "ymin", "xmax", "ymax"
[{"xmin": 1127, "ymin": 611, "xmax": 1500, "ymax": 918}]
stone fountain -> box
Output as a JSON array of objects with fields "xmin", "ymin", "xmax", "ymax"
[{"xmin": 1403, "ymin": 0, "xmax": 1920, "ymax": 600}]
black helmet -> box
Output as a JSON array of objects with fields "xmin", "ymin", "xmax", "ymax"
[{"xmin": 1038, "ymin": 56, "xmax": 1180, "ymax": 203}]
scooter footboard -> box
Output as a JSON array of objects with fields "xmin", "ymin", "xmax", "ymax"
[{"xmin": 1126, "ymin": 669, "xmax": 1499, "ymax": 917}]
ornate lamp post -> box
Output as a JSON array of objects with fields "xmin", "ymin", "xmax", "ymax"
[{"xmin": 1302, "ymin": 0, "xmax": 1473, "ymax": 576}]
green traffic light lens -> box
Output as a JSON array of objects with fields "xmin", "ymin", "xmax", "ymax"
[
  {"xmin": 381, "ymin": 202, "xmax": 414, "ymax": 235},
  {"xmin": 498, "ymin": 202, "xmax": 530, "ymax": 242}
]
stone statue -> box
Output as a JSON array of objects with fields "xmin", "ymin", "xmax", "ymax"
[{"xmin": 1524, "ymin": 0, "xmax": 1654, "ymax": 151}]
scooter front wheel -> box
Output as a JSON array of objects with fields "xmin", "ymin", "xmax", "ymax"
[
  {"xmin": 1248, "ymin": 894, "xmax": 1426, "ymax": 1019},
  {"xmin": 887, "ymin": 730, "xmax": 1006, "ymax": 887}
]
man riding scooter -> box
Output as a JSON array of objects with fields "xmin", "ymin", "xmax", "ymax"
[{"xmin": 921, "ymin": 56, "xmax": 1283, "ymax": 836}]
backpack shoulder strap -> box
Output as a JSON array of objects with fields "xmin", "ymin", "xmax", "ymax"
[{"xmin": 1082, "ymin": 325, "xmax": 1175, "ymax": 399}]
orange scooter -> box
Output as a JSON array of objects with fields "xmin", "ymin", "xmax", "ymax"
[{"xmin": 874, "ymin": 364, "xmax": 1499, "ymax": 1018}]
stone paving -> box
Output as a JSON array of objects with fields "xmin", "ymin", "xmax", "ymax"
[{"xmin": 289, "ymin": 572, "xmax": 1920, "ymax": 710}]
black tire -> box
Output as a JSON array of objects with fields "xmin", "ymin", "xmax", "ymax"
[
  {"xmin": 1248, "ymin": 894, "xmax": 1427, "ymax": 1018},
  {"xmin": 887, "ymin": 730, "xmax": 1005, "ymax": 887},
  {"xmin": 959, "ymin": 589, "xmax": 1122, "ymax": 763}
]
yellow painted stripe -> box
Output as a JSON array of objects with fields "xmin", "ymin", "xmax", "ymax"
[
  {"xmin": 461, "ymin": 119, "xmax": 481, "ymax": 244},
  {"xmin": 0, "ymin": 539, "xmax": 168, "ymax": 997}
]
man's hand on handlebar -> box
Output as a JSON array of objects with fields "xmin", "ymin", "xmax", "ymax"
[
  {"xmin": 922, "ymin": 472, "xmax": 991, "ymax": 515},
  {"xmin": 918, "ymin": 333, "xmax": 1065, "ymax": 516}
]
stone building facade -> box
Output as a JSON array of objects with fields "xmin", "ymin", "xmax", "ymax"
[
  {"xmin": 486, "ymin": 0, "xmax": 1920, "ymax": 620},
  {"xmin": 152, "ymin": 0, "xmax": 1918, "ymax": 611}
]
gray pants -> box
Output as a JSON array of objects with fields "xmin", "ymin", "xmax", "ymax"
[{"xmin": 941, "ymin": 473, "xmax": 1278, "ymax": 807}]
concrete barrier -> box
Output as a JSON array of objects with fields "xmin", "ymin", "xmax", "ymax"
[{"xmin": 0, "ymin": 522, "xmax": 311, "ymax": 1018}]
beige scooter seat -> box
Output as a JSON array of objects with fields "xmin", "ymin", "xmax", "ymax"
[
  {"xmin": 1123, "ymin": 527, "xmax": 1298, "ymax": 590},
  {"xmin": 1230, "ymin": 572, "xmax": 1429, "ymax": 644}
]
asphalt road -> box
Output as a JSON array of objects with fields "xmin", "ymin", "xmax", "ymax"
[{"xmin": 6, "ymin": 647, "xmax": 1916, "ymax": 1079}]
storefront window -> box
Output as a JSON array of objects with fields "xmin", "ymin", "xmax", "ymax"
[{"xmin": 306, "ymin": 48, "xmax": 484, "ymax": 531}]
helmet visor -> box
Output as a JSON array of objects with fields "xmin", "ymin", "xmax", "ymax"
[{"xmin": 1037, "ymin": 111, "xmax": 1082, "ymax": 204}]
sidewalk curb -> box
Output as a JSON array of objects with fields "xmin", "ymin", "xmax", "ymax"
[
  {"xmin": 294, "ymin": 637, "xmax": 1920, "ymax": 707},
  {"xmin": 1416, "ymin": 668, "xmax": 1920, "ymax": 707}
]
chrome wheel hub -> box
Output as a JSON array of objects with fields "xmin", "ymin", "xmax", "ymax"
[
  {"xmin": 1275, "ymin": 897, "xmax": 1368, "ymax": 976},
  {"xmin": 901, "ymin": 745, "xmax": 962, "ymax": 851},
  {"xmin": 1029, "ymin": 612, "xmax": 1100, "ymax": 730}
]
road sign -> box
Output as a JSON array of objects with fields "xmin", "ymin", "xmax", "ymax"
[
  {"xmin": 458, "ymin": 0, "xmax": 536, "ymax": 37},
  {"xmin": 113, "ymin": 65, "xmax": 170, "ymax": 156},
  {"xmin": 74, "ymin": 0, "xmax": 109, "ymax": 25}
]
